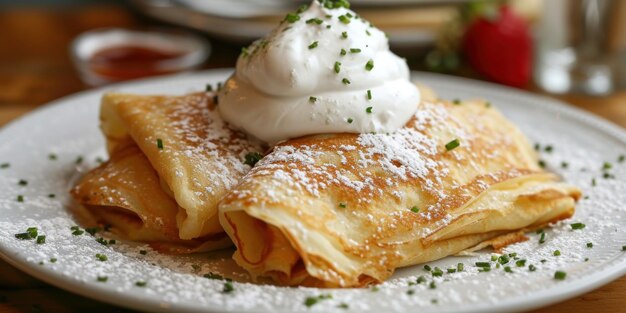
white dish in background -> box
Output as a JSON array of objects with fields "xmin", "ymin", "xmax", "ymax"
[{"xmin": 0, "ymin": 70, "xmax": 625, "ymax": 313}]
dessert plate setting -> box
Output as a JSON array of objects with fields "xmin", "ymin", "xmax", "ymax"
[{"xmin": 0, "ymin": 69, "xmax": 625, "ymax": 313}]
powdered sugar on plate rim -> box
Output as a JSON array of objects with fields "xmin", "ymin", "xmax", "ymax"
[{"xmin": 0, "ymin": 70, "xmax": 624, "ymax": 313}]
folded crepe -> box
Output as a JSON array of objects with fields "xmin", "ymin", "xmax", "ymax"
[
  {"xmin": 219, "ymin": 97, "xmax": 582, "ymax": 287},
  {"xmin": 71, "ymin": 92, "xmax": 262, "ymax": 252}
]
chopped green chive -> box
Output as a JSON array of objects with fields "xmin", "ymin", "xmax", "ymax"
[
  {"xmin": 48, "ymin": 194, "xmax": 55, "ymax": 198},
  {"xmin": 541, "ymin": 259, "xmax": 547, "ymax": 263},
  {"xmin": 205, "ymin": 84, "xmax": 213, "ymax": 92},
  {"xmin": 423, "ymin": 264, "xmax": 431, "ymax": 271},
  {"xmin": 135, "ymin": 280, "xmax": 147, "ymax": 287},
  {"xmin": 485, "ymin": 101, "xmax": 491, "ymax": 108},
  {"xmin": 452, "ymin": 99, "xmax": 461, "ymax": 105},
  {"xmin": 370, "ymin": 286, "xmax": 379, "ymax": 292},
  {"xmin": 18, "ymin": 179, "xmax": 27, "ymax": 186},
  {"xmin": 347, "ymin": 118, "xmax": 354, "ymax": 124},
  {"xmin": 366, "ymin": 30, "xmax": 371, "ymax": 36},
  {"xmin": 618, "ymin": 155, "xmax": 625, "ymax": 162},
  {"xmin": 553, "ymin": 250, "xmax": 561, "ymax": 256},
  {"xmin": 515, "ymin": 259, "xmax": 526, "ymax": 267},
  {"xmin": 504, "ymin": 266, "xmax": 513, "ymax": 273},
  {"xmin": 367, "ymin": 89, "xmax": 372, "ymax": 100},
  {"xmin": 447, "ymin": 268, "xmax": 457, "ymax": 273},
  {"xmin": 338, "ymin": 303, "xmax": 349, "ymax": 309},
  {"xmin": 338, "ymin": 14, "xmax": 351, "ymax": 24},
  {"xmin": 96, "ymin": 237, "xmax": 108, "ymax": 246},
  {"xmin": 326, "ymin": 25, "xmax": 331, "ymax": 29},
  {"xmin": 36, "ymin": 235, "xmax": 46, "ymax": 244},
  {"xmin": 587, "ymin": 242, "xmax": 593, "ymax": 248},
  {"xmin": 544, "ymin": 145, "xmax": 553, "ymax": 153},
  {"xmin": 431, "ymin": 267, "xmax": 443, "ymax": 277},
  {"xmin": 342, "ymin": 78, "xmax": 351, "ymax": 85},
  {"xmin": 341, "ymin": 31, "xmax": 348, "ymax": 39},
  {"xmin": 109, "ymin": 239, "xmax": 116, "ymax": 245},
  {"xmin": 338, "ymin": 202, "xmax": 346, "ymax": 208},
  {"xmin": 457, "ymin": 263, "xmax": 464, "ymax": 272},
  {"xmin": 498, "ymin": 255, "xmax": 510, "ymax": 265},
  {"xmin": 156, "ymin": 139, "xmax": 163, "ymax": 150},
  {"xmin": 592, "ymin": 178, "xmax": 596, "ymax": 186},
  {"xmin": 304, "ymin": 295, "xmax": 331, "ymax": 307},
  {"xmin": 50, "ymin": 257, "xmax": 57, "ymax": 263},
  {"xmin": 365, "ymin": 59, "xmax": 374, "ymax": 71},
  {"xmin": 561, "ymin": 161, "xmax": 569, "ymax": 168},
  {"xmin": 445, "ymin": 139, "xmax": 460, "ymax": 151},
  {"xmin": 602, "ymin": 162, "xmax": 612, "ymax": 170},
  {"xmin": 429, "ymin": 281, "xmax": 436, "ymax": 289},
  {"xmin": 48, "ymin": 154, "xmax": 57, "ymax": 160},
  {"xmin": 309, "ymin": 96, "xmax": 317, "ymax": 103},
  {"xmin": 139, "ymin": 250, "xmax": 147, "ymax": 255},
  {"xmin": 570, "ymin": 223, "xmax": 586, "ymax": 230},
  {"xmin": 244, "ymin": 152, "xmax": 263, "ymax": 167},
  {"xmin": 554, "ymin": 271, "xmax": 567, "ymax": 280},
  {"xmin": 622, "ymin": 246, "xmax": 626, "ymax": 251},
  {"xmin": 350, "ymin": 48, "xmax": 361, "ymax": 53},
  {"xmin": 538, "ymin": 160, "xmax": 546, "ymax": 168},
  {"xmin": 97, "ymin": 276, "xmax": 108, "ymax": 282},
  {"xmin": 585, "ymin": 257, "xmax": 589, "ymax": 262},
  {"xmin": 223, "ymin": 281, "xmax": 234, "ymax": 293},
  {"xmin": 95, "ymin": 254, "xmax": 107, "ymax": 262},
  {"xmin": 416, "ymin": 275, "xmax": 426, "ymax": 284},
  {"xmin": 491, "ymin": 255, "xmax": 498, "ymax": 262},
  {"xmin": 306, "ymin": 18, "xmax": 323, "ymax": 25},
  {"xmin": 365, "ymin": 107, "xmax": 373, "ymax": 114},
  {"xmin": 410, "ymin": 206, "xmax": 419, "ymax": 213},
  {"xmin": 15, "ymin": 232, "xmax": 32, "ymax": 240},
  {"xmin": 284, "ymin": 13, "xmax": 300, "ymax": 23},
  {"xmin": 0, "ymin": 163, "xmax": 9, "ymax": 169},
  {"xmin": 340, "ymin": 48, "xmax": 346, "ymax": 56},
  {"xmin": 85, "ymin": 227, "xmax": 100, "ymax": 236},
  {"xmin": 529, "ymin": 264, "xmax": 537, "ymax": 272},
  {"xmin": 539, "ymin": 232, "xmax": 546, "ymax": 244},
  {"xmin": 72, "ymin": 229, "xmax": 84, "ymax": 236},
  {"xmin": 334, "ymin": 61, "xmax": 341, "ymax": 73},
  {"xmin": 406, "ymin": 289, "xmax": 415, "ymax": 295},
  {"xmin": 17, "ymin": 195, "xmax": 24, "ymax": 202},
  {"xmin": 475, "ymin": 262, "xmax": 491, "ymax": 268},
  {"xmin": 308, "ymin": 41, "xmax": 319, "ymax": 49}
]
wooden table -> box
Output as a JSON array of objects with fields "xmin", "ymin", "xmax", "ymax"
[{"xmin": 1, "ymin": 4, "xmax": 625, "ymax": 313}]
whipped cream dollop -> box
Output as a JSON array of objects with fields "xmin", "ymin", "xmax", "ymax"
[{"xmin": 218, "ymin": 0, "xmax": 420, "ymax": 144}]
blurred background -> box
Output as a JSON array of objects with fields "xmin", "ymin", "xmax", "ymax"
[
  {"xmin": 2, "ymin": 0, "xmax": 626, "ymax": 125},
  {"xmin": 1, "ymin": 1, "xmax": 626, "ymax": 312}
]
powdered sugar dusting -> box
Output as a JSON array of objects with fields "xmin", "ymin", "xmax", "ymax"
[{"xmin": 0, "ymin": 72, "xmax": 625, "ymax": 313}]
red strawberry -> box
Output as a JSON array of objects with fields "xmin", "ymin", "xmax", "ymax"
[{"xmin": 462, "ymin": 5, "xmax": 532, "ymax": 87}]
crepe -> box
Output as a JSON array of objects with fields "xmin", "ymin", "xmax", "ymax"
[
  {"xmin": 219, "ymin": 98, "xmax": 581, "ymax": 287},
  {"xmin": 71, "ymin": 92, "xmax": 262, "ymax": 251}
]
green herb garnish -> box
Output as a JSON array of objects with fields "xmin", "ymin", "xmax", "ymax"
[
  {"xmin": 365, "ymin": 59, "xmax": 374, "ymax": 71},
  {"xmin": 410, "ymin": 206, "xmax": 419, "ymax": 213},
  {"xmin": 538, "ymin": 160, "xmax": 546, "ymax": 168},
  {"xmin": 284, "ymin": 13, "xmax": 300, "ymax": 23},
  {"xmin": 475, "ymin": 262, "xmax": 491, "ymax": 268},
  {"xmin": 529, "ymin": 264, "xmax": 536, "ymax": 272},
  {"xmin": 452, "ymin": 99, "xmax": 461, "ymax": 105},
  {"xmin": 97, "ymin": 276, "xmax": 108, "ymax": 282},
  {"xmin": 338, "ymin": 202, "xmax": 346, "ymax": 208},
  {"xmin": 445, "ymin": 139, "xmax": 460, "ymax": 151},
  {"xmin": 554, "ymin": 271, "xmax": 566, "ymax": 280},
  {"xmin": 0, "ymin": 163, "xmax": 9, "ymax": 169},
  {"xmin": 308, "ymin": 41, "xmax": 319, "ymax": 49},
  {"xmin": 367, "ymin": 89, "xmax": 372, "ymax": 100},
  {"xmin": 95, "ymin": 253, "xmax": 107, "ymax": 262},
  {"xmin": 429, "ymin": 281, "xmax": 436, "ymax": 289},
  {"xmin": 309, "ymin": 96, "xmax": 317, "ymax": 103},
  {"xmin": 553, "ymin": 250, "xmax": 561, "ymax": 256},
  {"xmin": 457, "ymin": 263, "xmax": 464, "ymax": 272},
  {"xmin": 244, "ymin": 152, "xmax": 263, "ymax": 167},
  {"xmin": 504, "ymin": 266, "xmax": 513, "ymax": 273},
  {"xmin": 341, "ymin": 31, "xmax": 348, "ymax": 39},
  {"xmin": 36, "ymin": 235, "xmax": 46, "ymax": 244},
  {"xmin": 338, "ymin": 14, "xmax": 351, "ymax": 24},
  {"xmin": 135, "ymin": 280, "xmax": 147, "ymax": 287},
  {"xmin": 17, "ymin": 195, "xmax": 24, "ymax": 202},
  {"xmin": 156, "ymin": 139, "xmax": 163, "ymax": 150},
  {"xmin": 340, "ymin": 48, "xmax": 346, "ymax": 56},
  {"xmin": 431, "ymin": 267, "xmax": 443, "ymax": 277},
  {"xmin": 423, "ymin": 264, "xmax": 431, "ymax": 271},
  {"xmin": 342, "ymin": 78, "xmax": 351, "ymax": 85},
  {"xmin": 306, "ymin": 18, "xmax": 323, "ymax": 25},
  {"xmin": 515, "ymin": 259, "xmax": 526, "ymax": 267},
  {"xmin": 587, "ymin": 242, "xmax": 593, "ymax": 248},
  {"xmin": 539, "ymin": 232, "xmax": 546, "ymax": 244},
  {"xmin": 570, "ymin": 223, "xmax": 586, "ymax": 230},
  {"xmin": 48, "ymin": 154, "xmax": 57, "ymax": 160},
  {"xmin": 366, "ymin": 106, "xmax": 373, "ymax": 113},
  {"xmin": 18, "ymin": 179, "xmax": 27, "ymax": 186},
  {"xmin": 347, "ymin": 118, "xmax": 353, "ymax": 124},
  {"xmin": 334, "ymin": 61, "xmax": 341, "ymax": 73},
  {"xmin": 350, "ymin": 48, "xmax": 361, "ymax": 53}
]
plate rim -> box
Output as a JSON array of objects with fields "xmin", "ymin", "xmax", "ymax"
[{"xmin": 0, "ymin": 69, "xmax": 625, "ymax": 313}]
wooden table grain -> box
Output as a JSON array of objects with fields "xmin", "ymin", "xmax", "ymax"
[{"xmin": 0, "ymin": 4, "xmax": 625, "ymax": 313}]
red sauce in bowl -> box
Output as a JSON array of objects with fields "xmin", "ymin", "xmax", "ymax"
[{"xmin": 89, "ymin": 45, "xmax": 186, "ymax": 81}]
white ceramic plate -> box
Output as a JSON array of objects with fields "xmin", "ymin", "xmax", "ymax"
[{"xmin": 1, "ymin": 70, "xmax": 625, "ymax": 313}]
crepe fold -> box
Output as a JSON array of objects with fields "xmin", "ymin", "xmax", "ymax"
[
  {"xmin": 71, "ymin": 92, "xmax": 262, "ymax": 252},
  {"xmin": 219, "ymin": 99, "xmax": 581, "ymax": 287}
]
